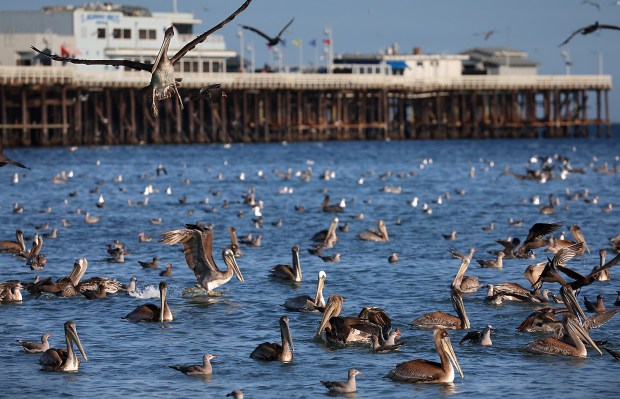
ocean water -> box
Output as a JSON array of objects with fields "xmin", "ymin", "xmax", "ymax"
[{"xmin": 0, "ymin": 133, "xmax": 619, "ymax": 398}]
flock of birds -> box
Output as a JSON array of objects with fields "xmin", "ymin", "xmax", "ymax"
[{"xmin": 0, "ymin": 0, "xmax": 619, "ymax": 395}]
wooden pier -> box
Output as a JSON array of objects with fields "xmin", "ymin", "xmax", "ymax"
[{"xmin": 0, "ymin": 66, "xmax": 612, "ymax": 147}]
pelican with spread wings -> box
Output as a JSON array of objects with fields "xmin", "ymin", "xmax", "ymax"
[
  {"xmin": 159, "ymin": 224, "xmax": 244, "ymax": 294},
  {"xmin": 31, "ymin": 0, "xmax": 253, "ymax": 117},
  {"xmin": 241, "ymin": 17, "xmax": 294, "ymax": 47},
  {"xmin": 559, "ymin": 21, "xmax": 620, "ymax": 46}
]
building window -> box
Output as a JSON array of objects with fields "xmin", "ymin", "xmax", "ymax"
[
  {"xmin": 213, "ymin": 62, "xmax": 221, "ymax": 73},
  {"xmin": 97, "ymin": 28, "xmax": 106, "ymax": 39},
  {"xmin": 139, "ymin": 29, "xmax": 156, "ymax": 40},
  {"xmin": 113, "ymin": 28, "xmax": 121, "ymax": 39},
  {"xmin": 202, "ymin": 62, "xmax": 210, "ymax": 73},
  {"xmin": 123, "ymin": 29, "xmax": 131, "ymax": 39}
]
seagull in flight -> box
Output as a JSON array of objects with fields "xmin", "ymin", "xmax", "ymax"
[
  {"xmin": 476, "ymin": 29, "xmax": 499, "ymax": 41},
  {"xmin": 241, "ymin": 17, "xmax": 294, "ymax": 47},
  {"xmin": 30, "ymin": 0, "xmax": 253, "ymax": 117},
  {"xmin": 581, "ymin": 0, "xmax": 601, "ymax": 10},
  {"xmin": 559, "ymin": 21, "xmax": 620, "ymax": 46}
]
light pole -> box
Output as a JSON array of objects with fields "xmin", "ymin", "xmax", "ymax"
[
  {"xmin": 324, "ymin": 26, "xmax": 333, "ymax": 74},
  {"xmin": 561, "ymin": 50, "xmax": 571, "ymax": 75},
  {"xmin": 246, "ymin": 43, "xmax": 255, "ymax": 73},
  {"xmin": 237, "ymin": 29, "xmax": 244, "ymax": 72}
]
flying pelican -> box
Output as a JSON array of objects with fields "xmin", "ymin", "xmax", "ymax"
[
  {"xmin": 516, "ymin": 222, "xmax": 563, "ymax": 258},
  {"xmin": 250, "ymin": 316, "xmax": 294, "ymax": 362},
  {"xmin": 544, "ymin": 224, "xmax": 590, "ymax": 254},
  {"xmin": 124, "ymin": 281, "xmax": 173, "ymax": 322},
  {"xmin": 270, "ymin": 245, "xmax": 302, "ymax": 282},
  {"xmin": 559, "ymin": 21, "xmax": 620, "ymax": 46},
  {"xmin": 17, "ymin": 333, "xmax": 52, "ymax": 353},
  {"xmin": 169, "ymin": 354, "xmax": 216, "ymax": 376},
  {"xmin": 31, "ymin": 0, "xmax": 253, "ymax": 117},
  {"xmin": 321, "ymin": 369, "xmax": 361, "ymax": 393},
  {"xmin": 385, "ymin": 329, "xmax": 464, "ymax": 384},
  {"xmin": 39, "ymin": 321, "xmax": 87, "ymax": 372},
  {"xmin": 241, "ymin": 17, "xmax": 294, "ymax": 47},
  {"xmin": 523, "ymin": 314, "xmax": 602, "ymax": 357},
  {"xmin": 0, "ymin": 146, "xmax": 30, "ymax": 169},
  {"xmin": 282, "ymin": 270, "xmax": 326, "ymax": 312},
  {"xmin": 159, "ymin": 224, "xmax": 244, "ymax": 294},
  {"xmin": 411, "ymin": 258, "xmax": 471, "ymax": 330}
]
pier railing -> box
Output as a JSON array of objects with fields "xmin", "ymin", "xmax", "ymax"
[{"xmin": 0, "ymin": 66, "xmax": 611, "ymax": 91}]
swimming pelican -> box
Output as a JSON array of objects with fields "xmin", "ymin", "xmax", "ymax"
[
  {"xmin": 357, "ymin": 219, "xmax": 389, "ymax": 242},
  {"xmin": 17, "ymin": 333, "xmax": 52, "ymax": 353},
  {"xmin": 39, "ymin": 321, "xmax": 87, "ymax": 372},
  {"xmin": 311, "ymin": 217, "xmax": 339, "ymax": 247},
  {"xmin": 592, "ymin": 249, "xmax": 610, "ymax": 282},
  {"xmin": 31, "ymin": 258, "xmax": 88, "ymax": 297},
  {"xmin": 411, "ymin": 258, "xmax": 471, "ymax": 330},
  {"xmin": 159, "ymin": 224, "xmax": 244, "ymax": 293},
  {"xmin": 321, "ymin": 195, "xmax": 345, "ymax": 213},
  {"xmin": 270, "ymin": 245, "xmax": 302, "ymax": 282},
  {"xmin": 31, "ymin": 0, "xmax": 253, "ymax": 117},
  {"xmin": 124, "ymin": 281, "xmax": 173, "ymax": 322},
  {"xmin": 385, "ymin": 329, "xmax": 464, "ymax": 384},
  {"xmin": 0, "ymin": 229, "xmax": 26, "ymax": 256},
  {"xmin": 282, "ymin": 271, "xmax": 326, "ymax": 312},
  {"xmin": 523, "ymin": 314, "xmax": 602, "ymax": 357},
  {"xmin": 250, "ymin": 316, "xmax": 294, "ymax": 363},
  {"xmin": 169, "ymin": 354, "xmax": 216, "ymax": 376},
  {"xmin": 321, "ymin": 368, "xmax": 361, "ymax": 393}
]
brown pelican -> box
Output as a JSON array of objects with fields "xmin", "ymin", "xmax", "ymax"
[
  {"xmin": 321, "ymin": 368, "xmax": 361, "ymax": 393},
  {"xmin": 518, "ymin": 307, "xmax": 616, "ymax": 333},
  {"xmin": 241, "ymin": 17, "xmax": 294, "ymax": 47},
  {"xmin": 159, "ymin": 224, "xmax": 244, "ymax": 293},
  {"xmin": 411, "ymin": 258, "xmax": 471, "ymax": 330},
  {"xmin": 17, "ymin": 333, "xmax": 52, "ymax": 353},
  {"xmin": 0, "ymin": 229, "xmax": 27, "ymax": 256},
  {"xmin": 227, "ymin": 390, "xmax": 244, "ymax": 399},
  {"xmin": 0, "ymin": 145, "xmax": 29, "ymax": 169},
  {"xmin": 124, "ymin": 281, "xmax": 173, "ymax": 322},
  {"xmin": 385, "ymin": 329, "xmax": 464, "ymax": 384},
  {"xmin": 460, "ymin": 325, "xmax": 493, "ymax": 346},
  {"xmin": 545, "ymin": 224, "xmax": 590, "ymax": 254},
  {"xmin": 388, "ymin": 253, "xmax": 399, "ymax": 263},
  {"xmin": 39, "ymin": 321, "xmax": 87, "ymax": 372},
  {"xmin": 270, "ymin": 245, "xmax": 302, "ymax": 282},
  {"xmin": 31, "ymin": 258, "xmax": 88, "ymax": 297},
  {"xmin": 477, "ymin": 252, "xmax": 505, "ymax": 269},
  {"xmin": 282, "ymin": 270, "xmax": 326, "ymax": 312},
  {"xmin": 559, "ymin": 21, "xmax": 620, "ymax": 46},
  {"xmin": 31, "ymin": 0, "xmax": 253, "ymax": 117},
  {"xmin": 76, "ymin": 276, "xmax": 124, "ymax": 294},
  {"xmin": 316, "ymin": 294, "xmax": 387, "ymax": 345},
  {"xmin": 584, "ymin": 294, "xmax": 606, "ymax": 313},
  {"xmin": 357, "ymin": 219, "xmax": 389, "ymax": 242},
  {"xmin": 0, "ymin": 282, "xmax": 23, "ymax": 303},
  {"xmin": 483, "ymin": 283, "xmax": 542, "ymax": 305},
  {"xmin": 227, "ymin": 226, "xmax": 243, "ymax": 258},
  {"xmin": 448, "ymin": 247, "xmax": 476, "ymax": 263},
  {"xmin": 516, "ymin": 222, "xmax": 562, "ymax": 258},
  {"xmin": 169, "ymin": 354, "xmax": 216, "ymax": 376},
  {"xmin": 321, "ymin": 195, "xmax": 345, "ymax": 213},
  {"xmin": 139, "ymin": 257, "xmax": 160, "ymax": 269},
  {"xmin": 311, "ymin": 217, "xmax": 339, "ymax": 248},
  {"xmin": 522, "ymin": 314, "xmax": 602, "ymax": 357},
  {"xmin": 25, "ymin": 235, "xmax": 44, "ymax": 267},
  {"xmin": 592, "ymin": 249, "xmax": 610, "ymax": 282},
  {"xmin": 250, "ymin": 316, "xmax": 294, "ymax": 363},
  {"xmin": 539, "ymin": 194, "xmax": 556, "ymax": 215},
  {"xmin": 80, "ymin": 283, "xmax": 107, "ymax": 300}
]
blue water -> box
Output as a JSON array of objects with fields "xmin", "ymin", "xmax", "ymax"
[{"xmin": 1, "ymin": 133, "xmax": 619, "ymax": 398}]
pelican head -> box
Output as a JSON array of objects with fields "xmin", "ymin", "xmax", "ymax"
[
  {"xmin": 65, "ymin": 320, "xmax": 88, "ymax": 363},
  {"xmin": 565, "ymin": 314, "xmax": 602, "ymax": 355},
  {"xmin": 222, "ymin": 248, "xmax": 244, "ymax": 282},
  {"xmin": 317, "ymin": 294, "xmax": 343, "ymax": 337},
  {"xmin": 314, "ymin": 271, "xmax": 326, "ymax": 307},
  {"xmin": 436, "ymin": 328, "xmax": 463, "ymax": 379},
  {"xmin": 279, "ymin": 316, "xmax": 294, "ymax": 353}
]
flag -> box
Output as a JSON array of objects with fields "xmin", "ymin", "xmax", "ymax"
[
  {"xmin": 292, "ymin": 39, "xmax": 302, "ymax": 47},
  {"xmin": 323, "ymin": 39, "xmax": 332, "ymax": 45},
  {"xmin": 309, "ymin": 39, "xmax": 317, "ymax": 47}
]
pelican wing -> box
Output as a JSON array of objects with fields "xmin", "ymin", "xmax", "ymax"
[
  {"xmin": 159, "ymin": 228, "xmax": 218, "ymax": 283},
  {"xmin": 277, "ymin": 17, "xmax": 295, "ymax": 38},
  {"xmin": 241, "ymin": 25, "xmax": 273, "ymax": 41},
  {"xmin": 171, "ymin": 0, "xmax": 253, "ymax": 64},
  {"xmin": 559, "ymin": 28, "xmax": 584, "ymax": 46},
  {"xmin": 551, "ymin": 242, "xmax": 584, "ymax": 268},
  {"xmin": 600, "ymin": 24, "xmax": 620, "ymax": 31},
  {"xmin": 30, "ymin": 46, "xmax": 151, "ymax": 71},
  {"xmin": 249, "ymin": 342, "xmax": 281, "ymax": 361},
  {"xmin": 386, "ymin": 359, "xmax": 443, "ymax": 382},
  {"xmin": 524, "ymin": 222, "xmax": 563, "ymax": 245},
  {"xmin": 39, "ymin": 348, "xmax": 64, "ymax": 369},
  {"xmin": 584, "ymin": 309, "xmax": 617, "ymax": 330}
]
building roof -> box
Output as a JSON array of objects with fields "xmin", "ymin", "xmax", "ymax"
[{"xmin": 460, "ymin": 47, "xmax": 538, "ymax": 68}]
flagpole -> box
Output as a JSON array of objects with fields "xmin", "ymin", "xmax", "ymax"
[{"xmin": 299, "ymin": 43, "xmax": 303, "ymax": 72}]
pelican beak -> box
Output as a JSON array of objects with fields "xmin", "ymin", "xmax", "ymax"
[
  {"xmin": 442, "ymin": 335, "xmax": 463, "ymax": 379},
  {"xmin": 452, "ymin": 258, "xmax": 470, "ymax": 289},
  {"xmin": 225, "ymin": 250, "xmax": 244, "ymax": 282},
  {"xmin": 68, "ymin": 323, "xmax": 88, "ymax": 362},
  {"xmin": 571, "ymin": 316, "xmax": 602, "ymax": 355},
  {"xmin": 280, "ymin": 316, "xmax": 294, "ymax": 352},
  {"xmin": 317, "ymin": 296, "xmax": 340, "ymax": 336},
  {"xmin": 561, "ymin": 286, "xmax": 586, "ymax": 321},
  {"xmin": 159, "ymin": 283, "xmax": 167, "ymax": 323}
]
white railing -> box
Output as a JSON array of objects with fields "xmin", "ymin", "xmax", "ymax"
[{"xmin": 0, "ymin": 66, "xmax": 612, "ymax": 90}]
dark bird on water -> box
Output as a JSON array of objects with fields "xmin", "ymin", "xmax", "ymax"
[
  {"xmin": 559, "ymin": 21, "xmax": 620, "ymax": 46},
  {"xmin": 241, "ymin": 17, "xmax": 294, "ymax": 47},
  {"xmin": 0, "ymin": 146, "xmax": 30, "ymax": 169},
  {"xmin": 30, "ymin": 0, "xmax": 253, "ymax": 117}
]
